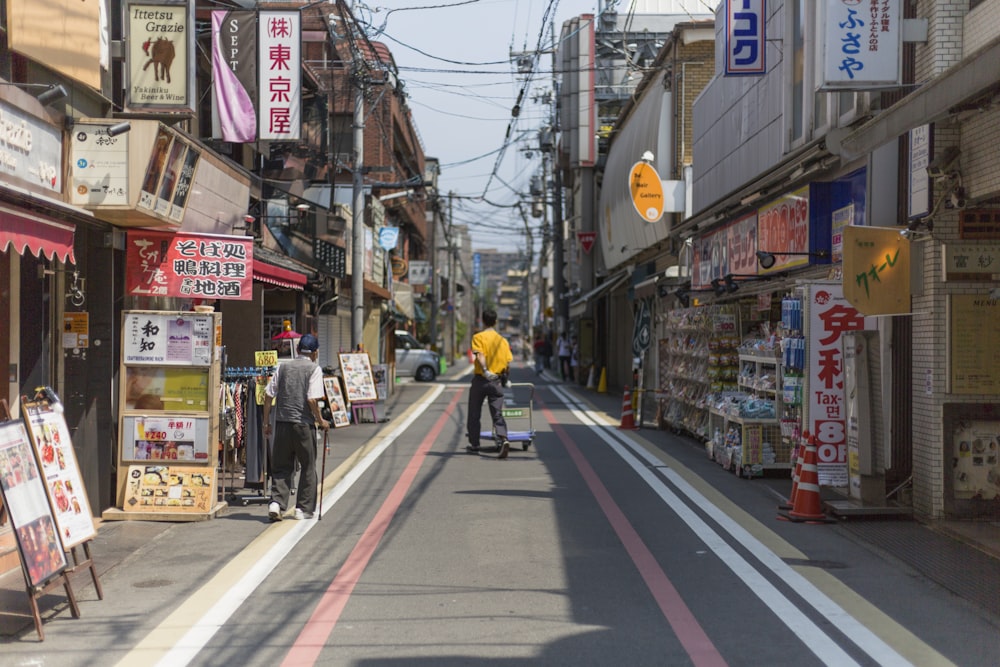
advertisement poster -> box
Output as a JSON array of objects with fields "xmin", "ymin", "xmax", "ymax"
[
  {"xmin": 372, "ymin": 364, "xmax": 389, "ymax": 401},
  {"xmin": 808, "ymin": 284, "xmax": 872, "ymax": 487},
  {"xmin": 949, "ymin": 294, "xmax": 1000, "ymax": 395},
  {"xmin": 125, "ymin": 231, "xmax": 252, "ymax": 301},
  {"xmin": 757, "ymin": 186, "xmax": 811, "ymax": 274},
  {"xmin": 70, "ymin": 123, "xmax": 130, "ymax": 207},
  {"xmin": 323, "ymin": 376, "xmax": 350, "ymax": 428},
  {"xmin": 127, "ymin": 3, "xmax": 190, "ymax": 109},
  {"xmin": 121, "ymin": 465, "xmax": 215, "ymax": 513},
  {"xmin": 952, "ymin": 420, "xmax": 1000, "ymax": 500},
  {"xmin": 338, "ymin": 353, "xmax": 377, "ymax": 403},
  {"xmin": 22, "ymin": 399, "xmax": 97, "ymax": 549},
  {"xmin": 122, "ymin": 415, "xmax": 211, "ymax": 462},
  {"xmin": 123, "ymin": 312, "xmax": 215, "ymax": 366},
  {"xmin": 0, "ymin": 421, "xmax": 67, "ymax": 587}
]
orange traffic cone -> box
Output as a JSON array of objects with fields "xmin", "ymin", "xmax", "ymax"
[
  {"xmin": 467, "ymin": 348, "xmax": 474, "ymax": 363},
  {"xmin": 618, "ymin": 386, "xmax": 638, "ymax": 430},
  {"xmin": 778, "ymin": 431, "xmax": 809, "ymax": 510},
  {"xmin": 781, "ymin": 437, "xmax": 832, "ymax": 523}
]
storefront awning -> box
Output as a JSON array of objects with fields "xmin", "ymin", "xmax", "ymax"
[
  {"xmin": 0, "ymin": 204, "xmax": 76, "ymax": 264},
  {"xmin": 393, "ymin": 283, "xmax": 416, "ymax": 320},
  {"xmin": 254, "ymin": 259, "xmax": 308, "ymax": 290},
  {"xmin": 569, "ymin": 270, "xmax": 629, "ymax": 318}
]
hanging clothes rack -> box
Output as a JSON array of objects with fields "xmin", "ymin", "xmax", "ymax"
[{"xmin": 221, "ymin": 366, "xmax": 274, "ymax": 506}]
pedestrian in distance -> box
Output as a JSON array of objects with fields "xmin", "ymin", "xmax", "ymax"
[
  {"xmin": 556, "ymin": 332, "xmax": 572, "ymax": 381},
  {"xmin": 569, "ymin": 336, "xmax": 579, "ymax": 384},
  {"xmin": 262, "ymin": 334, "xmax": 330, "ymax": 521},
  {"xmin": 542, "ymin": 334, "xmax": 554, "ymax": 370},
  {"xmin": 466, "ymin": 309, "xmax": 514, "ymax": 459},
  {"xmin": 533, "ymin": 333, "xmax": 546, "ymax": 375}
]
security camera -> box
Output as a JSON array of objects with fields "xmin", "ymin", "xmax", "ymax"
[
  {"xmin": 927, "ymin": 146, "xmax": 960, "ymax": 178},
  {"xmin": 107, "ymin": 121, "xmax": 131, "ymax": 137},
  {"xmin": 950, "ymin": 188, "xmax": 967, "ymax": 209}
]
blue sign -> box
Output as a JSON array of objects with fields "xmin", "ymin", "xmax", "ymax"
[
  {"xmin": 472, "ymin": 253, "xmax": 481, "ymax": 287},
  {"xmin": 378, "ymin": 226, "xmax": 399, "ymax": 251}
]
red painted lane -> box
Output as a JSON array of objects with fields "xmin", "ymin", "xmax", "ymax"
[
  {"xmin": 281, "ymin": 390, "xmax": 464, "ymax": 667},
  {"xmin": 537, "ymin": 396, "xmax": 728, "ymax": 667}
]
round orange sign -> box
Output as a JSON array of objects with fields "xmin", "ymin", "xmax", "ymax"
[{"xmin": 629, "ymin": 161, "xmax": 664, "ymax": 223}]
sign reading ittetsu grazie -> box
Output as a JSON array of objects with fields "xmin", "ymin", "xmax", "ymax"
[{"xmin": 126, "ymin": 231, "xmax": 253, "ymax": 300}]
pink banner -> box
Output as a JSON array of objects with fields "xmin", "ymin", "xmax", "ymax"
[{"xmin": 212, "ymin": 11, "xmax": 257, "ymax": 143}]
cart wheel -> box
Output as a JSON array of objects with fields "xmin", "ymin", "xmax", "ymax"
[
  {"xmin": 241, "ymin": 498, "xmax": 250, "ymax": 507},
  {"xmin": 522, "ymin": 442, "xmax": 531, "ymax": 451}
]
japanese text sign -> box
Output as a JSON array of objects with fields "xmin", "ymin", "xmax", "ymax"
[
  {"xmin": 126, "ymin": 231, "xmax": 252, "ymax": 300},
  {"xmin": 757, "ymin": 186, "xmax": 811, "ymax": 274},
  {"xmin": 808, "ymin": 284, "xmax": 873, "ymax": 487},
  {"xmin": 821, "ymin": 0, "xmax": 901, "ymax": 89},
  {"xmin": 123, "ymin": 312, "xmax": 214, "ymax": 366},
  {"xmin": 725, "ymin": 0, "xmax": 766, "ymax": 76},
  {"xmin": 258, "ymin": 11, "xmax": 300, "ymax": 141},
  {"xmin": 692, "ymin": 212, "xmax": 758, "ymax": 289},
  {"xmin": 842, "ymin": 225, "xmax": 911, "ymax": 315}
]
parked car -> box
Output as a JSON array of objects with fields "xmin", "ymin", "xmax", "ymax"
[{"xmin": 394, "ymin": 330, "xmax": 439, "ymax": 381}]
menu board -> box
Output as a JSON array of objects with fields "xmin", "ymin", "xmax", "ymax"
[
  {"xmin": 123, "ymin": 312, "xmax": 215, "ymax": 366},
  {"xmin": 0, "ymin": 420, "xmax": 67, "ymax": 587},
  {"xmin": 22, "ymin": 398, "xmax": 97, "ymax": 549},
  {"xmin": 121, "ymin": 415, "xmax": 211, "ymax": 462},
  {"xmin": 949, "ymin": 294, "xmax": 1000, "ymax": 394},
  {"xmin": 323, "ymin": 376, "xmax": 350, "ymax": 428},
  {"xmin": 338, "ymin": 353, "xmax": 377, "ymax": 403},
  {"xmin": 121, "ymin": 465, "xmax": 216, "ymax": 513},
  {"xmin": 951, "ymin": 420, "xmax": 1000, "ymax": 500}
]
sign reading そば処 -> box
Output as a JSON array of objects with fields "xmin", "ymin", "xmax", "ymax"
[{"xmin": 125, "ymin": 231, "xmax": 252, "ymax": 300}]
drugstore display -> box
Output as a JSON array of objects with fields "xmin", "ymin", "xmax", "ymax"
[{"xmin": 660, "ymin": 295, "xmax": 806, "ymax": 479}]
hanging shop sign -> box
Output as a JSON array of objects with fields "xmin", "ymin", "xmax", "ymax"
[
  {"xmin": 807, "ymin": 283, "xmax": 873, "ymax": 488},
  {"xmin": 408, "ymin": 260, "xmax": 430, "ymax": 286},
  {"xmin": 125, "ymin": 230, "xmax": 252, "ymax": 300},
  {"xmin": 0, "ymin": 101, "xmax": 64, "ymax": 194},
  {"xmin": 942, "ymin": 243, "xmax": 1000, "ymax": 280},
  {"xmin": 819, "ymin": 0, "xmax": 902, "ymax": 90},
  {"xmin": 724, "ymin": 0, "xmax": 766, "ymax": 76},
  {"xmin": 629, "ymin": 161, "xmax": 664, "ymax": 223},
  {"xmin": 379, "ymin": 226, "xmax": 400, "ymax": 251},
  {"xmin": 126, "ymin": 2, "xmax": 193, "ymax": 111},
  {"xmin": 258, "ymin": 10, "xmax": 301, "ymax": 141},
  {"xmin": 631, "ymin": 298, "xmax": 652, "ymax": 356},
  {"xmin": 841, "ymin": 225, "xmax": 911, "ymax": 315},
  {"xmin": 211, "ymin": 10, "xmax": 257, "ymax": 143}
]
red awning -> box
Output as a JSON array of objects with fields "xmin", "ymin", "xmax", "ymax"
[
  {"xmin": 0, "ymin": 205, "xmax": 76, "ymax": 264},
  {"xmin": 253, "ymin": 259, "xmax": 308, "ymax": 290}
]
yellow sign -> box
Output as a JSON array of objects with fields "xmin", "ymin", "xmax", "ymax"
[
  {"xmin": 842, "ymin": 226, "xmax": 911, "ymax": 315},
  {"xmin": 63, "ymin": 312, "xmax": 90, "ymax": 348},
  {"xmin": 255, "ymin": 350, "xmax": 278, "ymax": 367},
  {"xmin": 629, "ymin": 161, "xmax": 664, "ymax": 223}
]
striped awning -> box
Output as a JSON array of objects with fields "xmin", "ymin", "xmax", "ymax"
[
  {"xmin": 0, "ymin": 204, "xmax": 76, "ymax": 264},
  {"xmin": 253, "ymin": 259, "xmax": 308, "ymax": 290}
]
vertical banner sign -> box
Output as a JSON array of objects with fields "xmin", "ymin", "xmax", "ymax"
[
  {"xmin": 259, "ymin": 11, "xmax": 301, "ymax": 141},
  {"xmin": 756, "ymin": 185, "xmax": 811, "ymax": 274},
  {"xmin": 908, "ymin": 125, "xmax": 930, "ymax": 219},
  {"xmin": 808, "ymin": 284, "xmax": 872, "ymax": 487},
  {"xmin": 127, "ymin": 3, "xmax": 190, "ymax": 109},
  {"xmin": 472, "ymin": 253, "xmax": 481, "ymax": 288},
  {"xmin": 821, "ymin": 0, "xmax": 902, "ymax": 89},
  {"xmin": 211, "ymin": 10, "xmax": 257, "ymax": 143},
  {"xmin": 725, "ymin": 0, "xmax": 766, "ymax": 76},
  {"xmin": 125, "ymin": 231, "xmax": 253, "ymax": 300}
]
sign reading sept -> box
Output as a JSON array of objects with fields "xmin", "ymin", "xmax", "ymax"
[{"xmin": 127, "ymin": 2, "xmax": 193, "ymax": 111}]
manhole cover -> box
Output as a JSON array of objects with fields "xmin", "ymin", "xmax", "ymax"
[{"xmin": 132, "ymin": 579, "xmax": 174, "ymax": 589}]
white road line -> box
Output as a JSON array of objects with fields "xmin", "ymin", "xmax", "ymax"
[
  {"xmin": 115, "ymin": 385, "xmax": 446, "ymax": 667},
  {"xmin": 550, "ymin": 385, "xmax": 914, "ymax": 667}
]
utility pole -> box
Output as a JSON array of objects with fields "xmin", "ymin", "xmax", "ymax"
[
  {"xmin": 428, "ymin": 197, "xmax": 439, "ymax": 352},
  {"xmin": 448, "ymin": 191, "xmax": 457, "ymax": 361},
  {"xmin": 351, "ymin": 65, "xmax": 365, "ymax": 350},
  {"xmin": 550, "ymin": 23, "xmax": 567, "ymax": 333}
]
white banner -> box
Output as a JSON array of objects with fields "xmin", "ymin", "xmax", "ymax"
[
  {"xmin": 258, "ymin": 11, "xmax": 300, "ymax": 140},
  {"xmin": 821, "ymin": 0, "xmax": 901, "ymax": 89}
]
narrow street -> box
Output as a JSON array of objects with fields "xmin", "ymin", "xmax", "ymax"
[{"xmin": 3, "ymin": 366, "xmax": 998, "ymax": 666}]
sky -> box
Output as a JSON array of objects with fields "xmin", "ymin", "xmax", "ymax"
[{"xmin": 349, "ymin": 0, "xmax": 606, "ymax": 254}]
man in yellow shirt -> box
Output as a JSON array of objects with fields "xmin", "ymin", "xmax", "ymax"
[{"xmin": 467, "ymin": 308, "xmax": 514, "ymax": 459}]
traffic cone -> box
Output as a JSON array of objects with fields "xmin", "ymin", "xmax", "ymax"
[
  {"xmin": 597, "ymin": 367, "xmax": 607, "ymax": 393},
  {"xmin": 467, "ymin": 348, "xmax": 474, "ymax": 363},
  {"xmin": 586, "ymin": 366, "xmax": 596, "ymax": 390},
  {"xmin": 780, "ymin": 437, "xmax": 833, "ymax": 523},
  {"xmin": 778, "ymin": 431, "xmax": 809, "ymax": 510},
  {"xmin": 618, "ymin": 385, "xmax": 639, "ymax": 430}
]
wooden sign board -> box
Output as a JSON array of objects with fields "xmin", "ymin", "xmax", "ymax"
[
  {"xmin": 323, "ymin": 376, "xmax": 351, "ymax": 428},
  {"xmin": 0, "ymin": 420, "xmax": 68, "ymax": 588},
  {"xmin": 21, "ymin": 397, "xmax": 97, "ymax": 549},
  {"xmin": 338, "ymin": 353, "xmax": 377, "ymax": 403}
]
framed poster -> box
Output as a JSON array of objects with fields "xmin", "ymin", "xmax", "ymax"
[
  {"xmin": 323, "ymin": 376, "xmax": 350, "ymax": 428},
  {"xmin": 121, "ymin": 415, "xmax": 211, "ymax": 462},
  {"xmin": 121, "ymin": 465, "xmax": 216, "ymax": 513},
  {"xmin": 22, "ymin": 398, "xmax": 97, "ymax": 549},
  {"xmin": 338, "ymin": 353, "xmax": 377, "ymax": 403},
  {"xmin": 949, "ymin": 294, "xmax": 1000, "ymax": 395},
  {"xmin": 123, "ymin": 312, "xmax": 215, "ymax": 366},
  {"xmin": 0, "ymin": 420, "xmax": 68, "ymax": 587}
]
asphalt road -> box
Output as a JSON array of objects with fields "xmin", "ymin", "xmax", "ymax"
[{"xmin": 2, "ymin": 368, "xmax": 999, "ymax": 666}]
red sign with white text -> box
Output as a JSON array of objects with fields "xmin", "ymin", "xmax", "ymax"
[
  {"xmin": 578, "ymin": 231, "xmax": 596, "ymax": 254},
  {"xmin": 126, "ymin": 231, "xmax": 253, "ymax": 300}
]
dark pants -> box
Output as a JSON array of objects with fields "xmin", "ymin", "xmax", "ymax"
[
  {"xmin": 270, "ymin": 421, "xmax": 317, "ymax": 513},
  {"xmin": 467, "ymin": 374, "xmax": 508, "ymax": 446},
  {"xmin": 559, "ymin": 355, "xmax": 571, "ymax": 380}
]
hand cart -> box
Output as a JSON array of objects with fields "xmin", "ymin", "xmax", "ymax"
[{"xmin": 479, "ymin": 382, "xmax": 535, "ymax": 450}]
